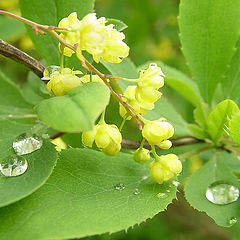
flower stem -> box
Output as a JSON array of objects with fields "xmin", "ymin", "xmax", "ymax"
[
  {"xmin": 151, "ymin": 145, "xmax": 159, "ymax": 160},
  {"xmin": 119, "ymin": 117, "xmax": 126, "ymax": 131}
]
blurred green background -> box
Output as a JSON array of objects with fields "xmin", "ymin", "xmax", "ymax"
[{"xmin": 0, "ymin": 0, "xmax": 239, "ymax": 239}]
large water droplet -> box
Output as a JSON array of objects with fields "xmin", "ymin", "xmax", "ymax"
[
  {"xmin": 114, "ymin": 183, "xmax": 125, "ymax": 191},
  {"xmin": 13, "ymin": 133, "xmax": 43, "ymax": 155},
  {"xmin": 156, "ymin": 192, "xmax": 168, "ymax": 199},
  {"xmin": 206, "ymin": 181, "xmax": 239, "ymax": 205},
  {"xmin": 0, "ymin": 155, "xmax": 28, "ymax": 177},
  {"xmin": 229, "ymin": 217, "xmax": 237, "ymax": 225},
  {"xmin": 133, "ymin": 188, "xmax": 140, "ymax": 195}
]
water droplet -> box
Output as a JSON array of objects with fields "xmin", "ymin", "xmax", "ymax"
[
  {"xmin": 172, "ymin": 180, "xmax": 180, "ymax": 187},
  {"xmin": 206, "ymin": 181, "xmax": 239, "ymax": 205},
  {"xmin": 0, "ymin": 155, "xmax": 28, "ymax": 177},
  {"xmin": 229, "ymin": 217, "xmax": 237, "ymax": 225},
  {"xmin": 114, "ymin": 183, "xmax": 125, "ymax": 191},
  {"xmin": 156, "ymin": 192, "xmax": 168, "ymax": 199},
  {"xmin": 133, "ymin": 188, "xmax": 140, "ymax": 195},
  {"xmin": 13, "ymin": 133, "xmax": 43, "ymax": 155},
  {"xmin": 44, "ymin": 65, "xmax": 60, "ymax": 78},
  {"xmin": 166, "ymin": 190, "xmax": 170, "ymax": 193}
]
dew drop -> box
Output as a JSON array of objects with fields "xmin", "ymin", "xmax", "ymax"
[
  {"xmin": 114, "ymin": 183, "xmax": 125, "ymax": 191},
  {"xmin": 172, "ymin": 180, "xmax": 180, "ymax": 187},
  {"xmin": 13, "ymin": 133, "xmax": 43, "ymax": 156},
  {"xmin": 205, "ymin": 181, "xmax": 239, "ymax": 205},
  {"xmin": 44, "ymin": 65, "xmax": 61, "ymax": 78},
  {"xmin": 166, "ymin": 190, "xmax": 170, "ymax": 193},
  {"xmin": 133, "ymin": 188, "xmax": 140, "ymax": 195},
  {"xmin": 229, "ymin": 217, "xmax": 237, "ymax": 225},
  {"xmin": 0, "ymin": 155, "xmax": 28, "ymax": 177},
  {"xmin": 156, "ymin": 192, "xmax": 168, "ymax": 199}
]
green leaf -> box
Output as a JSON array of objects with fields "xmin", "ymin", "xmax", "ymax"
[
  {"xmin": 207, "ymin": 100, "xmax": 239, "ymax": 143},
  {"xmin": 138, "ymin": 61, "xmax": 202, "ymax": 107},
  {"xmin": 221, "ymin": 38, "xmax": 240, "ymax": 102},
  {"xmin": 146, "ymin": 96, "xmax": 191, "ymax": 137},
  {"xmin": 19, "ymin": 0, "xmax": 95, "ymax": 65},
  {"xmin": 0, "ymin": 120, "xmax": 57, "ymax": 207},
  {"xmin": 0, "ymin": 70, "xmax": 35, "ymax": 121},
  {"xmin": 0, "ymin": 16, "xmax": 25, "ymax": 41},
  {"xmin": 193, "ymin": 103, "xmax": 209, "ymax": 128},
  {"xmin": 179, "ymin": 0, "xmax": 240, "ymax": 104},
  {"xmin": 188, "ymin": 124, "xmax": 208, "ymax": 140},
  {"xmin": 106, "ymin": 18, "xmax": 128, "ymax": 31},
  {"xmin": 0, "ymin": 148, "xmax": 177, "ymax": 240},
  {"xmin": 35, "ymin": 82, "xmax": 110, "ymax": 132},
  {"xmin": 218, "ymin": 151, "xmax": 240, "ymax": 173},
  {"xmin": 185, "ymin": 152, "xmax": 240, "ymax": 227},
  {"xmin": 229, "ymin": 111, "xmax": 240, "ymax": 146}
]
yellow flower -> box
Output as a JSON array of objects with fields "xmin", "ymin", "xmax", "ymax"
[
  {"xmin": 149, "ymin": 154, "xmax": 182, "ymax": 183},
  {"xmin": 142, "ymin": 119, "xmax": 174, "ymax": 145},
  {"xmin": 43, "ymin": 68, "xmax": 82, "ymax": 96},
  {"xmin": 119, "ymin": 86, "xmax": 146, "ymax": 120},
  {"xmin": 134, "ymin": 147, "xmax": 150, "ymax": 164},
  {"xmin": 82, "ymin": 123, "xmax": 122, "ymax": 156},
  {"xmin": 58, "ymin": 12, "xmax": 81, "ymax": 57}
]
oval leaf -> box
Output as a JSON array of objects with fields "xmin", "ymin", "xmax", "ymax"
[
  {"xmin": 35, "ymin": 82, "xmax": 110, "ymax": 132},
  {"xmin": 229, "ymin": 111, "xmax": 240, "ymax": 146},
  {"xmin": 185, "ymin": 152, "xmax": 240, "ymax": 227},
  {"xmin": 0, "ymin": 148, "xmax": 177, "ymax": 240}
]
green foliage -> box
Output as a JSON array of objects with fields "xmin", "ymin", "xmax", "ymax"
[
  {"xmin": 229, "ymin": 111, "xmax": 240, "ymax": 146},
  {"xmin": 179, "ymin": 0, "xmax": 240, "ymax": 104},
  {"xmin": 185, "ymin": 152, "xmax": 240, "ymax": 227},
  {"xmin": 35, "ymin": 82, "xmax": 110, "ymax": 132},
  {"xmin": 106, "ymin": 18, "xmax": 128, "ymax": 31},
  {"xmin": 206, "ymin": 100, "xmax": 239, "ymax": 143},
  {"xmin": 0, "ymin": 124, "xmax": 57, "ymax": 207},
  {"xmin": 0, "ymin": 149, "xmax": 176, "ymax": 240}
]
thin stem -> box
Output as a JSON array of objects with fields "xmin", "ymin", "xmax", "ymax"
[
  {"xmin": 119, "ymin": 117, "xmax": 126, "ymax": 131},
  {"xmin": 139, "ymin": 138, "xmax": 145, "ymax": 149},
  {"xmin": 99, "ymin": 109, "xmax": 106, "ymax": 124},
  {"xmin": 105, "ymin": 75, "xmax": 138, "ymax": 83},
  {"xmin": 60, "ymin": 46, "xmax": 64, "ymax": 69},
  {"xmin": 151, "ymin": 145, "xmax": 159, "ymax": 160}
]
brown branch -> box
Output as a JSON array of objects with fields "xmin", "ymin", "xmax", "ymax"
[
  {"xmin": 0, "ymin": 39, "xmax": 45, "ymax": 78},
  {"xmin": 121, "ymin": 137, "xmax": 203, "ymax": 150}
]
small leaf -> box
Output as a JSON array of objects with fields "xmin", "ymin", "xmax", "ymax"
[
  {"xmin": 106, "ymin": 18, "xmax": 128, "ymax": 31},
  {"xmin": 188, "ymin": 124, "xmax": 208, "ymax": 140},
  {"xmin": 0, "ymin": 120, "xmax": 57, "ymax": 207},
  {"xmin": 207, "ymin": 100, "xmax": 239, "ymax": 143},
  {"xmin": 193, "ymin": 103, "xmax": 209, "ymax": 128},
  {"xmin": 0, "ymin": 148, "xmax": 177, "ymax": 240},
  {"xmin": 185, "ymin": 152, "xmax": 240, "ymax": 227},
  {"xmin": 35, "ymin": 82, "xmax": 110, "ymax": 132},
  {"xmin": 229, "ymin": 111, "xmax": 240, "ymax": 146},
  {"xmin": 179, "ymin": 0, "xmax": 240, "ymax": 104}
]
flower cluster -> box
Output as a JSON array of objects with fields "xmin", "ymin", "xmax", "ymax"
[
  {"xmin": 119, "ymin": 63, "xmax": 164, "ymax": 119},
  {"xmin": 58, "ymin": 12, "xmax": 129, "ymax": 63},
  {"xmin": 82, "ymin": 123, "xmax": 122, "ymax": 156}
]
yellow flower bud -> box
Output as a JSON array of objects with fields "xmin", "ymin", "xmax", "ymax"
[
  {"xmin": 80, "ymin": 75, "xmax": 104, "ymax": 84},
  {"xmin": 157, "ymin": 140, "xmax": 172, "ymax": 150},
  {"xmin": 44, "ymin": 68, "xmax": 82, "ymax": 96},
  {"xmin": 138, "ymin": 63, "xmax": 164, "ymax": 89},
  {"xmin": 82, "ymin": 123, "xmax": 122, "ymax": 156},
  {"xmin": 134, "ymin": 148, "xmax": 150, "ymax": 164},
  {"xmin": 142, "ymin": 120, "xmax": 174, "ymax": 145},
  {"xmin": 159, "ymin": 154, "xmax": 182, "ymax": 174},
  {"xmin": 149, "ymin": 154, "xmax": 181, "ymax": 183}
]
